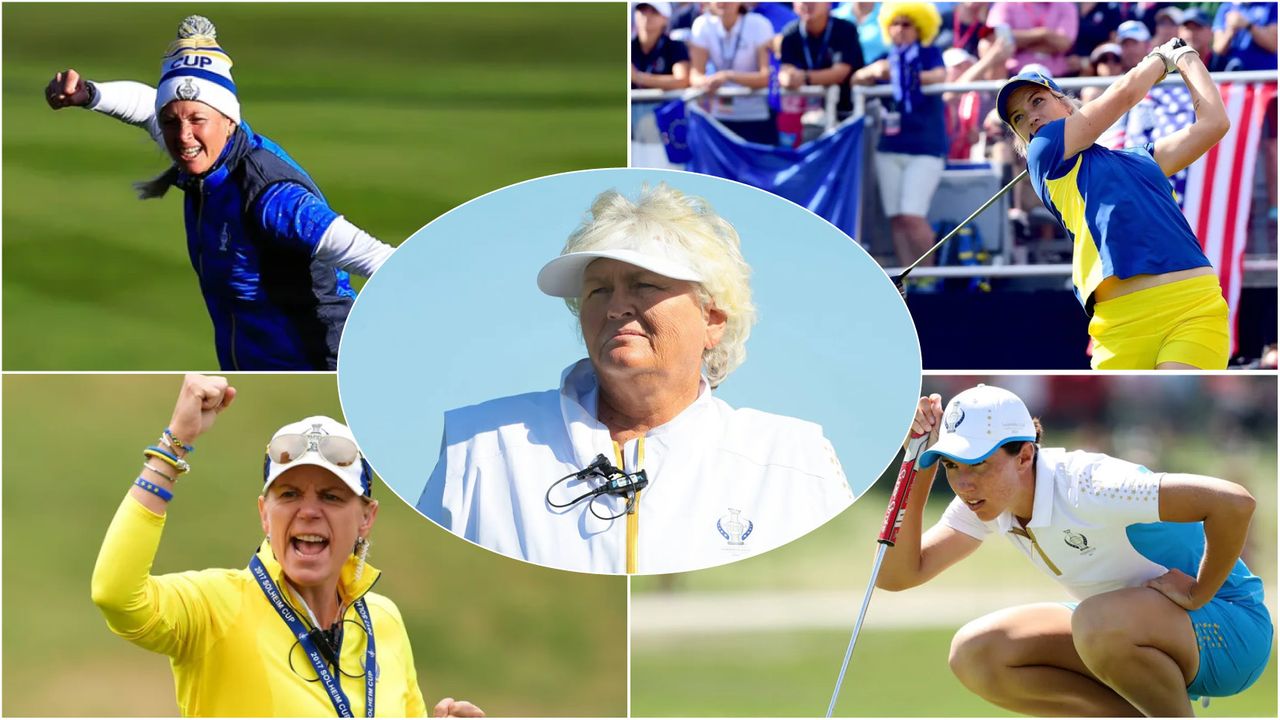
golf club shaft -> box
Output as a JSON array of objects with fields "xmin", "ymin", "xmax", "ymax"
[
  {"xmin": 826, "ymin": 433, "xmax": 931, "ymax": 717},
  {"xmin": 825, "ymin": 542, "xmax": 888, "ymax": 718},
  {"xmin": 899, "ymin": 169, "xmax": 1029, "ymax": 281}
]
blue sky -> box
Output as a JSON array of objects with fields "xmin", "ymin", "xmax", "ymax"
[{"xmin": 339, "ymin": 168, "xmax": 922, "ymax": 507}]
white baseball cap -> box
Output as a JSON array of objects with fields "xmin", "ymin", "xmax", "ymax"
[
  {"xmin": 1117, "ymin": 20, "xmax": 1152, "ymax": 43},
  {"xmin": 263, "ymin": 416, "xmax": 372, "ymax": 497},
  {"xmin": 1090, "ymin": 42, "xmax": 1123, "ymax": 63},
  {"xmin": 919, "ymin": 385, "xmax": 1037, "ymax": 468},
  {"xmin": 943, "ymin": 47, "xmax": 976, "ymax": 69},
  {"xmin": 537, "ymin": 243, "xmax": 704, "ymax": 298},
  {"xmin": 635, "ymin": 1, "xmax": 672, "ymax": 18}
]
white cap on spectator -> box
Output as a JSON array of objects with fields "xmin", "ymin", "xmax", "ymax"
[
  {"xmin": 1155, "ymin": 6, "xmax": 1183, "ymax": 24},
  {"xmin": 1018, "ymin": 62, "xmax": 1054, "ymax": 79},
  {"xmin": 635, "ymin": 1, "xmax": 672, "ymax": 18},
  {"xmin": 1090, "ymin": 42, "xmax": 1123, "ymax": 63},
  {"xmin": 1117, "ymin": 20, "xmax": 1152, "ymax": 43},
  {"xmin": 943, "ymin": 47, "xmax": 976, "ymax": 69}
]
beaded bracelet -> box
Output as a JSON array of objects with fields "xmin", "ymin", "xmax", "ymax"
[
  {"xmin": 144, "ymin": 446, "xmax": 191, "ymax": 474},
  {"xmin": 162, "ymin": 428, "xmax": 194, "ymax": 454},
  {"xmin": 134, "ymin": 476, "xmax": 174, "ymax": 502}
]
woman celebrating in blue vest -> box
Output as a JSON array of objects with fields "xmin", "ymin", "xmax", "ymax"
[
  {"xmin": 997, "ymin": 37, "xmax": 1231, "ymax": 369},
  {"xmin": 91, "ymin": 374, "xmax": 484, "ymax": 717},
  {"xmin": 45, "ymin": 16, "xmax": 394, "ymax": 370}
]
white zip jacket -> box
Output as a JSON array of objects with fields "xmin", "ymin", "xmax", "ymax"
[{"xmin": 418, "ymin": 359, "xmax": 854, "ymax": 574}]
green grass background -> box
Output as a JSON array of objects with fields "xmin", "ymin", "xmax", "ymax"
[
  {"xmin": 2, "ymin": 375, "xmax": 626, "ymax": 716},
  {"xmin": 3, "ymin": 3, "xmax": 625, "ymax": 370},
  {"xmin": 633, "ymin": 423, "xmax": 1278, "ymax": 717}
]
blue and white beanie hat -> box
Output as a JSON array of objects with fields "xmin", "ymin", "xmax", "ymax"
[{"xmin": 155, "ymin": 15, "xmax": 240, "ymax": 124}]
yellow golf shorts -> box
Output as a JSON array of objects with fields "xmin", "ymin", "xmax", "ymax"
[{"xmin": 1089, "ymin": 274, "xmax": 1229, "ymax": 370}]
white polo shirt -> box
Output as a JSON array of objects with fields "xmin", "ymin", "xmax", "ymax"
[
  {"xmin": 689, "ymin": 11, "xmax": 775, "ymax": 121},
  {"xmin": 940, "ymin": 448, "xmax": 1262, "ymax": 603},
  {"xmin": 418, "ymin": 359, "xmax": 854, "ymax": 574}
]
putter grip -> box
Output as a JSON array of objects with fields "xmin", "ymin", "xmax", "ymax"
[{"xmin": 877, "ymin": 432, "xmax": 930, "ymax": 546}]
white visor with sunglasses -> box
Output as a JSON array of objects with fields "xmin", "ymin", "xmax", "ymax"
[{"xmin": 264, "ymin": 416, "xmax": 369, "ymax": 496}]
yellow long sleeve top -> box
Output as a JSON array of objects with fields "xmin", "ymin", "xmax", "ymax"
[{"xmin": 90, "ymin": 496, "xmax": 427, "ymax": 717}]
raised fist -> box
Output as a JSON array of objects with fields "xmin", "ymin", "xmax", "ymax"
[
  {"xmin": 167, "ymin": 374, "xmax": 237, "ymax": 449},
  {"xmin": 46, "ymin": 69, "xmax": 92, "ymax": 109}
]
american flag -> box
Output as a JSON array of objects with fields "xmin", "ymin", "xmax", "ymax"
[{"xmin": 1127, "ymin": 81, "xmax": 1277, "ymax": 354}]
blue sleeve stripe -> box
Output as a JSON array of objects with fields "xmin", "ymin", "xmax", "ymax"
[{"xmin": 159, "ymin": 67, "xmax": 238, "ymax": 95}]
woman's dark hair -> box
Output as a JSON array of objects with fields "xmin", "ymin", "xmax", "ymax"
[{"xmin": 1000, "ymin": 417, "xmax": 1043, "ymax": 456}]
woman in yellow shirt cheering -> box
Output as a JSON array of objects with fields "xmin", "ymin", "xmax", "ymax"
[{"xmin": 90, "ymin": 374, "xmax": 484, "ymax": 718}]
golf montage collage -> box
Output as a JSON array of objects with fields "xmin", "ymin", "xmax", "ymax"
[{"xmin": 3, "ymin": 1, "xmax": 1278, "ymax": 717}]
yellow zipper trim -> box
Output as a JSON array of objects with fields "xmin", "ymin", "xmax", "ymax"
[
  {"xmin": 1010, "ymin": 526, "xmax": 1062, "ymax": 576},
  {"xmin": 615, "ymin": 438, "xmax": 645, "ymax": 575}
]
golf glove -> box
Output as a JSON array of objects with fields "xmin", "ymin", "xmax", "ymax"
[{"xmin": 1148, "ymin": 37, "xmax": 1198, "ymax": 75}]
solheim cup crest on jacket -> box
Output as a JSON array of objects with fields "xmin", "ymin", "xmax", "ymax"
[{"xmin": 717, "ymin": 508, "xmax": 754, "ymax": 546}]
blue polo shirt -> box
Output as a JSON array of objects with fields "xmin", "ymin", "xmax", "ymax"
[{"xmin": 1025, "ymin": 118, "xmax": 1211, "ymax": 312}]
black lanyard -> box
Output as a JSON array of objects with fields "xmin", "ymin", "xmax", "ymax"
[
  {"xmin": 250, "ymin": 556, "xmax": 377, "ymax": 718},
  {"xmin": 638, "ymin": 36, "xmax": 667, "ymax": 74},
  {"xmin": 719, "ymin": 18, "xmax": 744, "ymax": 70},
  {"xmin": 801, "ymin": 19, "xmax": 834, "ymax": 69}
]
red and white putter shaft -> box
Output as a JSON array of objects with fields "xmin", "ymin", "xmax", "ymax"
[{"xmin": 825, "ymin": 431, "xmax": 931, "ymax": 718}]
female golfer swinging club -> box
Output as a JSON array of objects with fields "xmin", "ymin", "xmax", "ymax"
[
  {"xmin": 877, "ymin": 386, "xmax": 1271, "ymax": 717},
  {"xmin": 998, "ymin": 37, "xmax": 1231, "ymax": 369}
]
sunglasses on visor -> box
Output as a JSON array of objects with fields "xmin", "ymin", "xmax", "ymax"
[{"xmin": 267, "ymin": 433, "xmax": 361, "ymax": 467}]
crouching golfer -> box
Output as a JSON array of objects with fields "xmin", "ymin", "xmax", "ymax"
[{"xmin": 878, "ymin": 384, "xmax": 1271, "ymax": 717}]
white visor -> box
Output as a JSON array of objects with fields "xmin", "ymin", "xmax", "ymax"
[{"xmin": 537, "ymin": 247, "xmax": 704, "ymax": 298}]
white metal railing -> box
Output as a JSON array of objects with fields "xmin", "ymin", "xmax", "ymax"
[
  {"xmin": 631, "ymin": 70, "xmax": 1278, "ymax": 130},
  {"xmin": 884, "ymin": 257, "xmax": 1278, "ymax": 279},
  {"xmin": 632, "ymin": 85, "xmax": 843, "ymax": 129},
  {"xmin": 631, "ymin": 86, "xmax": 829, "ymax": 102},
  {"xmin": 852, "ymin": 69, "xmax": 1279, "ymax": 117}
]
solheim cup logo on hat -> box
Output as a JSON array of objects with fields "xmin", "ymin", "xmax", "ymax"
[
  {"xmin": 176, "ymin": 77, "xmax": 200, "ymax": 101},
  {"xmin": 944, "ymin": 407, "xmax": 965, "ymax": 433},
  {"xmin": 302, "ymin": 423, "xmax": 328, "ymax": 452}
]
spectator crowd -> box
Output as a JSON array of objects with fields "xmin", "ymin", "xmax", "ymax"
[{"xmin": 633, "ymin": 2, "xmax": 1277, "ymax": 278}]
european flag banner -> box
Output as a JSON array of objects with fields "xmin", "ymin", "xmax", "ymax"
[
  {"xmin": 685, "ymin": 105, "xmax": 865, "ymax": 240},
  {"xmin": 653, "ymin": 100, "xmax": 692, "ymax": 165}
]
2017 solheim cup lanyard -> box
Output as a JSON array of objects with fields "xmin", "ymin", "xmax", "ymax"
[{"xmin": 250, "ymin": 556, "xmax": 377, "ymax": 718}]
